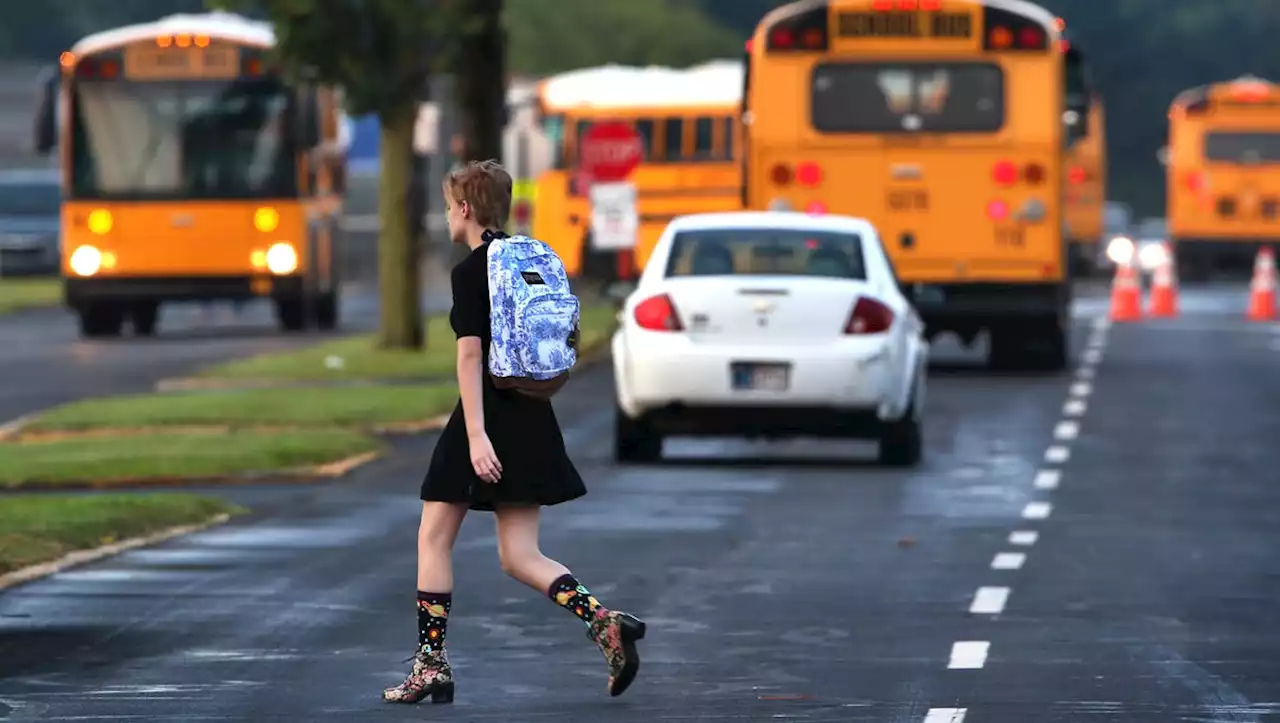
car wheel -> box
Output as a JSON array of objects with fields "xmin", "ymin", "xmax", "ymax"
[
  {"xmin": 878, "ymin": 379, "xmax": 922, "ymax": 467},
  {"xmin": 614, "ymin": 404, "xmax": 661, "ymax": 464}
]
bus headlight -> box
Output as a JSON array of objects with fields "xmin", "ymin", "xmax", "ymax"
[
  {"xmin": 1106, "ymin": 236, "xmax": 1135, "ymax": 265},
  {"xmin": 265, "ymin": 242, "xmax": 298, "ymax": 274},
  {"xmin": 86, "ymin": 209, "xmax": 113, "ymax": 235},
  {"xmin": 69, "ymin": 245, "xmax": 102, "ymax": 276},
  {"xmin": 1137, "ymin": 242, "xmax": 1169, "ymax": 271}
]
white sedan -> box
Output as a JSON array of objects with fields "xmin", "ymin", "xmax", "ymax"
[{"xmin": 611, "ymin": 211, "xmax": 929, "ymax": 466}]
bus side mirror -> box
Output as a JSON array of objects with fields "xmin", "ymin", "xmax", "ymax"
[{"xmin": 33, "ymin": 67, "xmax": 58, "ymax": 155}]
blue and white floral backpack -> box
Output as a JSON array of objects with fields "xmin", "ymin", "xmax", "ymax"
[{"xmin": 486, "ymin": 231, "xmax": 581, "ymax": 398}]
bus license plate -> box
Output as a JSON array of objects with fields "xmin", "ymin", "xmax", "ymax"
[{"xmin": 731, "ymin": 362, "xmax": 790, "ymax": 391}]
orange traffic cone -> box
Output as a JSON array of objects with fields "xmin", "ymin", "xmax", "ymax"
[
  {"xmin": 1147, "ymin": 243, "xmax": 1178, "ymax": 317},
  {"xmin": 1247, "ymin": 247, "xmax": 1277, "ymax": 321},
  {"xmin": 1109, "ymin": 260, "xmax": 1142, "ymax": 321}
]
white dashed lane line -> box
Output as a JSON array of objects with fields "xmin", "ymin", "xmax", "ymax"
[
  {"xmin": 948, "ymin": 641, "xmax": 991, "ymax": 669},
  {"xmin": 969, "ymin": 586, "xmax": 1010, "ymax": 614},
  {"xmin": 927, "ymin": 316, "xmax": 1109, "ymax": 722}
]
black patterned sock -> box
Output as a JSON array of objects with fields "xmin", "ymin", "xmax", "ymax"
[
  {"xmin": 547, "ymin": 573, "xmax": 607, "ymax": 624},
  {"xmin": 416, "ymin": 591, "xmax": 452, "ymax": 653}
]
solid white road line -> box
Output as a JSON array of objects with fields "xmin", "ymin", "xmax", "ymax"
[
  {"xmin": 969, "ymin": 586, "xmax": 1010, "ymax": 614},
  {"xmin": 948, "ymin": 641, "xmax": 991, "ymax": 669}
]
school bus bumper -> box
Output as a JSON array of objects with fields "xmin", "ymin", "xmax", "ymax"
[
  {"xmin": 64, "ymin": 275, "xmax": 306, "ymax": 306},
  {"xmin": 1173, "ymin": 237, "xmax": 1280, "ymax": 277},
  {"xmin": 903, "ymin": 281, "xmax": 1070, "ymax": 336}
]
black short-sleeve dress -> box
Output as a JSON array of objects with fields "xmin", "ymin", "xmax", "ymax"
[{"xmin": 419, "ymin": 237, "xmax": 587, "ymax": 511}]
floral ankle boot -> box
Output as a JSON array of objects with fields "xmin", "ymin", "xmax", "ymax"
[
  {"xmin": 382, "ymin": 646, "xmax": 455, "ymax": 704},
  {"xmin": 587, "ymin": 609, "xmax": 646, "ymax": 697}
]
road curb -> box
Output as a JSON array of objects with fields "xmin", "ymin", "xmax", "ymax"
[
  {"xmin": 149, "ymin": 333, "xmax": 617, "ymax": 393},
  {"xmin": 0, "ymin": 513, "xmax": 233, "ymax": 593}
]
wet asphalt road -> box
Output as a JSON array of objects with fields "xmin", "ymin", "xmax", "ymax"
[
  {"xmin": 0, "ymin": 263, "xmax": 453, "ymax": 424},
  {"xmin": 1, "ymin": 283, "xmax": 1279, "ymax": 722}
]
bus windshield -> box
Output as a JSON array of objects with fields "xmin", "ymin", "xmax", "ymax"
[
  {"xmin": 810, "ymin": 61, "xmax": 1005, "ymax": 133},
  {"xmin": 70, "ymin": 75, "xmax": 296, "ymax": 200}
]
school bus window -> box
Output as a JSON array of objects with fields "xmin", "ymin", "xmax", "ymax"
[
  {"xmin": 69, "ymin": 75, "xmax": 297, "ymax": 199},
  {"xmin": 663, "ymin": 117, "xmax": 683, "ymax": 161},
  {"xmin": 543, "ymin": 114, "xmax": 566, "ymax": 168},
  {"xmin": 692, "ymin": 117, "xmax": 715, "ymax": 160},
  {"xmin": 810, "ymin": 62, "xmax": 1004, "ymax": 134},
  {"xmin": 1204, "ymin": 131, "xmax": 1280, "ymax": 164},
  {"xmin": 634, "ymin": 119, "xmax": 655, "ymax": 160}
]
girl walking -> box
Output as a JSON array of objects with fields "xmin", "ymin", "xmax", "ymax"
[{"xmin": 383, "ymin": 160, "xmax": 645, "ymax": 705}]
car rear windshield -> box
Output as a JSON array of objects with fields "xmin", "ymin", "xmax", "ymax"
[
  {"xmin": 664, "ymin": 229, "xmax": 866, "ymax": 279},
  {"xmin": 810, "ymin": 61, "xmax": 1004, "ymax": 133}
]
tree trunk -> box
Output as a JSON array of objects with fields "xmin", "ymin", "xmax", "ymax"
[
  {"xmin": 457, "ymin": 0, "xmax": 505, "ymax": 162},
  {"xmin": 376, "ymin": 103, "xmax": 424, "ymax": 349}
]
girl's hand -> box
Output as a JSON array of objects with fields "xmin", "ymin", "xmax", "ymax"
[{"xmin": 468, "ymin": 432, "xmax": 503, "ymax": 483}]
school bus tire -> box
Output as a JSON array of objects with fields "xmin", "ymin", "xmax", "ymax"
[
  {"xmin": 312, "ymin": 290, "xmax": 339, "ymax": 331},
  {"xmin": 274, "ymin": 297, "xmax": 307, "ymax": 332},
  {"xmin": 77, "ymin": 304, "xmax": 124, "ymax": 338},
  {"xmin": 130, "ymin": 302, "xmax": 159, "ymax": 337}
]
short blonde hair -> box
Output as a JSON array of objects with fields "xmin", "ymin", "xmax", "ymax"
[{"xmin": 443, "ymin": 159, "xmax": 512, "ymax": 229}]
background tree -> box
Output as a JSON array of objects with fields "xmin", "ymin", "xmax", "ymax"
[
  {"xmin": 455, "ymin": 0, "xmax": 505, "ymax": 163},
  {"xmin": 209, "ymin": 0, "xmax": 447, "ymax": 350}
]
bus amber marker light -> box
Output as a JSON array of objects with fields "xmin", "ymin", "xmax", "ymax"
[
  {"xmin": 253, "ymin": 206, "xmax": 280, "ymax": 232},
  {"xmin": 86, "ymin": 209, "xmax": 113, "ymax": 235}
]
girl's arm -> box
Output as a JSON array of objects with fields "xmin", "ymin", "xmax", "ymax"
[{"xmin": 456, "ymin": 336, "xmax": 486, "ymax": 437}]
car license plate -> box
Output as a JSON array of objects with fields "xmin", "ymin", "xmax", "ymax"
[{"xmin": 731, "ymin": 362, "xmax": 790, "ymax": 391}]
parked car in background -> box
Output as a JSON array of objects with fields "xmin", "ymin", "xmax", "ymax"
[{"xmin": 0, "ymin": 168, "xmax": 61, "ymax": 277}]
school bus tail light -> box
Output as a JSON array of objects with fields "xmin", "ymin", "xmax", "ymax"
[
  {"xmin": 795, "ymin": 162, "xmax": 822, "ymax": 187},
  {"xmin": 1067, "ymin": 166, "xmax": 1086, "ymax": 184},
  {"xmin": 766, "ymin": 4, "xmax": 828, "ymax": 52},
  {"xmin": 771, "ymin": 163, "xmax": 793, "ymax": 185},
  {"xmin": 69, "ymin": 246, "xmax": 102, "ymax": 277},
  {"xmin": 1025, "ymin": 163, "xmax": 1046, "ymax": 184},
  {"xmin": 987, "ymin": 200, "xmax": 1010, "ymax": 221},
  {"xmin": 1184, "ymin": 171, "xmax": 1205, "ymax": 193},
  {"xmin": 992, "ymin": 161, "xmax": 1018, "ymax": 186},
  {"xmin": 983, "ymin": 6, "xmax": 1050, "ymax": 51}
]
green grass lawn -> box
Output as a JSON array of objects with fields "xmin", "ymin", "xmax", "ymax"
[
  {"xmin": 0, "ymin": 429, "xmax": 381, "ymax": 488},
  {"xmin": 0, "ymin": 278, "xmax": 61, "ymax": 315},
  {"xmin": 28, "ymin": 385, "xmax": 460, "ymax": 432},
  {"xmin": 193, "ymin": 301, "xmax": 620, "ymax": 382},
  {"xmin": 0, "ymin": 493, "xmax": 242, "ymax": 575}
]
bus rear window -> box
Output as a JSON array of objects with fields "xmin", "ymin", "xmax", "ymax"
[
  {"xmin": 810, "ymin": 62, "xmax": 1004, "ymax": 133},
  {"xmin": 1204, "ymin": 132, "xmax": 1280, "ymax": 164}
]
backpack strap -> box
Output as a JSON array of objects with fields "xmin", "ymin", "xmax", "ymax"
[{"xmin": 481, "ymin": 228, "xmax": 509, "ymax": 242}]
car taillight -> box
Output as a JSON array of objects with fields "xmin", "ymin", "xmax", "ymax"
[
  {"xmin": 993, "ymin": 160, "xmax": 1018, "ymax": 186},
  {"xmin": 633, "ymin": 293, "xmax": 683, "ymax": 332},
  {"xmin": 844, "ymin": 297, "xmax": 894, "ymax": 334}
]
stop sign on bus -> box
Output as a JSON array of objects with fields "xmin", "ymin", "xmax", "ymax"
[{"xmin": 579, "ymin": 121, "xmax": 642, "ymax": 185}]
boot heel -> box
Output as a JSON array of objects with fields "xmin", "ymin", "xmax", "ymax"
[
  {"xmin": 430, "ymin": 681, "xmax": 455, "ymax": 704},
  {"xmin": 618, "ymin": 613, "xmax": 646, "ymax": 641}
]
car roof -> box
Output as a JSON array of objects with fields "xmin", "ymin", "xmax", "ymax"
[
  {"xmin": 665, "ymin": 211, "xmax": 875, "ymax": 235},
  {"xmin": 0, "ymin": 168, "xmax": 60, "ymax": 185}
]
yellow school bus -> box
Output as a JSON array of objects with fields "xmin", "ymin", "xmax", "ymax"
[
  {"xmin": 33, "ymin": 12, "xmax": 348, "ymax": 337},
  {"xmin": 743, "ymin": 0, "xmax": 1091, "ymax": 369},
  {"xmin": 1167, "ymin": 75, "xmax": 1280, "ymax": 280},
  {"xmin": 1065, "ymin": 94, "xmax": 1106, "ymax": 274},
  {"xmin": 531, "ymin": 61, "xmax": 744, "ymax": 281}
]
